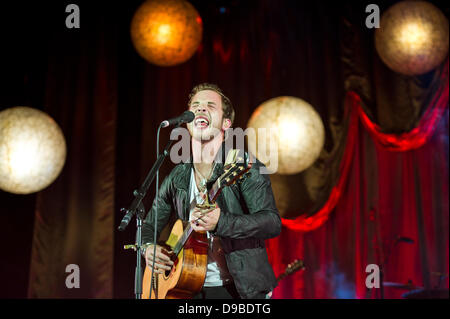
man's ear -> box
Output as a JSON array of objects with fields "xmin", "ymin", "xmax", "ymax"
[{"xmin": 222, "ymin": 118, "xmax": 232, "ymax": 130}]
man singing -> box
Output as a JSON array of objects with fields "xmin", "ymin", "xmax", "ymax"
[{"xmin": 142, "ymin": 83, "xmax": 281, "ymax": 299}]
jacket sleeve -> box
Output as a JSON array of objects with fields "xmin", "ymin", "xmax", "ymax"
[
  {"xmin": 142, "ymin": 173, "xmax": 173, "ymax": 245},
  {"xmin": 214, "ymin": 160, "xmax": 282, "ymax": 240}
]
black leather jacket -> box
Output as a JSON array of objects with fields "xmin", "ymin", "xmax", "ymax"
[{"xmin": 142, "ymin": 143, "xmax": 281, "ymax": 299}]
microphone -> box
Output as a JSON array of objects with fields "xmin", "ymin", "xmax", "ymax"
[{"xmin": 160, "ymin": 111, "xmax": 195, "ymax": 128}]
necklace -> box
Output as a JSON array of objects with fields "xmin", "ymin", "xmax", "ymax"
[{"xmin": 193, "ymin": 162, "xmax": 216, "ymax": 193}]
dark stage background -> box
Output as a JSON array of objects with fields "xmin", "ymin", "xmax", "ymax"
[{"xmin": 0, "ymin": 0, "xmax": 448, "ymax": 298}]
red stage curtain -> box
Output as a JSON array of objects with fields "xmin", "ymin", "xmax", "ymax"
[
  {"xmin": 280, "ymin": 58, "xmax": 449, "ymax": 232},
  {"xmin": 267, "ymin": 78, "xmax": 449, "ymax": 298},
  {"xmin": 358, "ymin": 59, "xmax": 449, "ymax": 152}
]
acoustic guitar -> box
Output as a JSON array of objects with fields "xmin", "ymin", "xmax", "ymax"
[{"xmin": 142, "ymin": 161, "xmax": 252, "ymax": 299}]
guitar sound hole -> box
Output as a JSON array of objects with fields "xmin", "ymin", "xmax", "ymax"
[{"xmin": 164, "ymin": 266, "xmax": 172, "ymax": 277}]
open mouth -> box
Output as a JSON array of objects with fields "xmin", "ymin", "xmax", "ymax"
[{"xmin": 194, "ymin": 116, "xmax": 210, "ymax": 129}]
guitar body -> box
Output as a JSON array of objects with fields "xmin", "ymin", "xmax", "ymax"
[{"xmin": 142, "ymin": 219, "xmax": 208, "ymax": 299}]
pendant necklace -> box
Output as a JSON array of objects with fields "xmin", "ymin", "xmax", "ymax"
[{"xmin": 194, "ymin": 162, "xmax": 216, "ymax": 196}]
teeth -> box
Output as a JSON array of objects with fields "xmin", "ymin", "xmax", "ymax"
[{"xmin": 195, "ymin": 118, "xmax": 209, "ymax": 125}]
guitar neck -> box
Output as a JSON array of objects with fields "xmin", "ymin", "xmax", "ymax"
[
  {"xmin": 276, "ymin": 273, "xmax": 288, "ymax": 282},
  {"xmin": 173, "ymin": 223, "xmax": 194, "ymax": 257},
  {"xmin": 276, "ymin": 260, "xmax": 305, "ymax": 282},
  {"xmin": 208, "ymin": 177, "xmax": 221, "ymax": 203}
]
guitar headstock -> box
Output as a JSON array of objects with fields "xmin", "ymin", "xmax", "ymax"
[
  {"xmin": 284, "ymin": 259, "xmax": 305, "ymax": 275},
  {"xmin": 220, "ymin": 160, "xmax": 252, "ymax": 187},
  {"xmin": 208, "ymin": 159, "xmax": 252, "ymax": 203}
]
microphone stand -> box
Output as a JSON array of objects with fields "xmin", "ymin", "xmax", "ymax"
[
  {"xmin": 379, "ymin": 238, "xmax": 398, "ymax": 299},
  {"xmin": 379, "ymin": 236, "xmax": 413, "ymax": 299},
  {"xmin": 118, "ymin": 123, "xmax": 179, "ymax": 299}
]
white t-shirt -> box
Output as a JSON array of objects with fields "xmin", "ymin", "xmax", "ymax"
[{"xmin": 189, "ymin": 168, "xmax": 233, "ymax": 287}]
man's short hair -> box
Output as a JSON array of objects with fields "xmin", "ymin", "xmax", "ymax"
[{"xmin": 188, "ymin": 83, "xmax": 235, "ymax": 125}]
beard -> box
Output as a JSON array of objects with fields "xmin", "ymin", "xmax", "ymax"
[{"xmin": 188, "ymin": 118, "xmax": 223, "ymax": 142}]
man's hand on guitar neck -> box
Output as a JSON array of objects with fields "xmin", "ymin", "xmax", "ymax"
[
  {"xmin": 144, "ymin": 244, "xmax": 174, "ymax": 274},
  {"xmin": 191, "ymin": 205, "xmax": 221, "ymax": 232}
]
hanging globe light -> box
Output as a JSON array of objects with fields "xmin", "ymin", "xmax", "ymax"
[
  {"xmin": 130, "ymin": 0, "xmax": 203, "ymax": 67},
  {"xmin": 0, "ymin": 107, "xmax": 66, "ymax": 194},
  {"xmin": 247, "ymin": 96, "xmax": 325, "ymax": 175},
  {"xmin": 375, "ymin": 1, "xmax": 449, "ymax": 75}
]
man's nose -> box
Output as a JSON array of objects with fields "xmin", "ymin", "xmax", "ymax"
[{"xmin": 195, "ymin": 105, "xmax": 207, "ymax": 113}]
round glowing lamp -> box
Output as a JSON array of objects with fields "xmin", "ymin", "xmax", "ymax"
[
  {"xmin": 0, "ymin": 107, "xmax": 66, "ymax": 194},
  {"xmin": 375, "ymin": 1, "xmax": 449, "ymax": 75},
  {"xmin": 130, "ymin": 0, "xmax": 203, "ymax": 67},
  {"xmin": 247, "ymin": 96, "xmax": 325, "ymax": 175}
]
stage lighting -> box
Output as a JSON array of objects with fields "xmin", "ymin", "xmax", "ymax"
[
  {"xmin": 247, "ymin": 96, "xmax": 325, "ymax": 175},
  {"xmin": 130, "ymin": 0, "xmax": 203, "ymax": 67},
  {"xmin": 375, "ymin": 1, "xmax": 449, "ymax": 75},
  {"xmin": 0, "ymin": 107, "xmax": 66, "ymax": 194}
]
